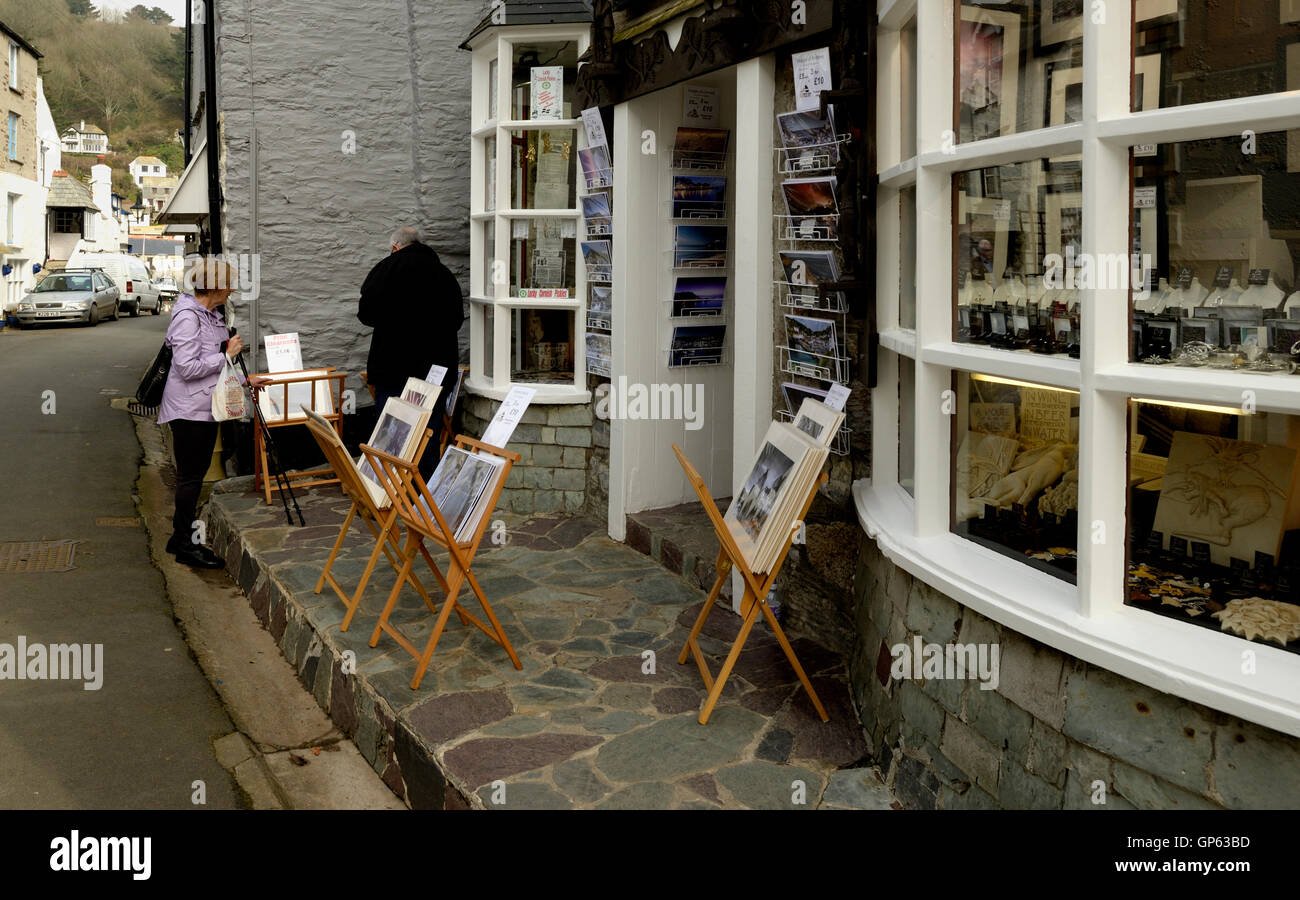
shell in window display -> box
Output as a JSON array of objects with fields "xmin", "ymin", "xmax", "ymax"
[
  {"xmin": 1037, "ymin": 468, "xmax": 1079, "ymax": 517},
  {"xmin": 1212, "ymin": 597, "xmax": 1300, "ymax": 646}
]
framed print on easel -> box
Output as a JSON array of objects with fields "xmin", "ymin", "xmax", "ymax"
[{"xmin": 959, "ymin": 6, "xmax": 1021, "ymax": 142}]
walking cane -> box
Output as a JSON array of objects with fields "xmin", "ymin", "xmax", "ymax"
[{"xmin": 224, "ymin": 327, "xmax": 306, "ymax": 527}]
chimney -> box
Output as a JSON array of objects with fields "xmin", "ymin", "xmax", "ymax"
[
  {"xmin": 90, "ymin": 162, "xmax": 112, "ymax": 215},
  {"xmin": 53, "ymin": 169, "xmax": 68, "ymax": 178},
  {"xmin": 80, "ymin": 120, "xmax": 85, "ymax": 131}
]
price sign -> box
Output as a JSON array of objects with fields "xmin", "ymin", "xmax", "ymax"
[{"xmin": 792, "ymin": 48, "xmax": 832, "ymax": 113}]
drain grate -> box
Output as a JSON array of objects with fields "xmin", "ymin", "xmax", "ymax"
[
  {"xmin": 95, "ymin": 517, "xmax": 142, "ymax": 527},
  {"xmin": 0, "ymin": 540, "xmax": 80, "ymax": 573},
  {"xmin": 127, "ymin": 401, "xmax": 158, "ymax": 417}
]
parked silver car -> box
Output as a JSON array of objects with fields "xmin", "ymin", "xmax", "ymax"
[{"xmin": 14, "ymin": 270, "xmax": 121, "ymax": 328}]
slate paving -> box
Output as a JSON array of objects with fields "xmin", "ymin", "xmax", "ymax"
[{"xmin": 205, "ymin": 477, "xmax": 891, "ymax": 810}]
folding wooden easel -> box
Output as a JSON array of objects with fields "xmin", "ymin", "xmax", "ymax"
[
  {"xmin": 303, "ymin": 417, "xmax": 446, "ymax": 632},
  {"xmin": 251, "ymin": 369, "xmax": 349, "ymax": 505},
  {"xmin": 359, "ymin": 436, "xmax": 522, "ymax": 689},
  {"xmin": 672, "ymin": 444, "xmax": 830, "ymax": 726}
]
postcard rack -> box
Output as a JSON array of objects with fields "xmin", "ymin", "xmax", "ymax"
[
  {"xmin": 586, "ymin": 311, "xmax": 612, "ymax": 331},
  {"xmin": 777, "ymin": 409, "xmax": 851, "ymax": 456},
  {"xmin": 663, "ymin": 298, "xmax": 728, "ymax": 322},
  {"xmin": 773, "ymin": 134, "xmax": 852, "ymax": 175},
  {"xmin": 359, "ymin": 435, "xmax": 524, "ymax": 690},
  {"xmin": 584, "ymin": 219, "xmax": 612, "ymax": 239},
  {"xmin": 664, "ymin": 199, "xmax": 728, "ymax": 223},
  {"xmin": 775, "ymin": 280, "xmax": 849, "ymax": 313},
  {"xmin": 665, "ymin": 343, "xmax": 730, "ymax": 370},
  {"xmin": 665, "ymin": 250, "xmax": 730, "ymax": 271},
  {"xmin": 252, "ymin": 369, "xmax": 349, "ymax": 505},
  {"xmin": 779, "ymin": 346, "xmax": 850, "ymax": 384},
  {"xmin": 585, "ymin": 262, "xmax": 613, "ymax": 283},
  {"xmin": 586, "ymin": 356, "xmax": 612, "ymax": 378},
  {"xmin": 672, "ymin": 444, "xmax": 829, "ymax": 726},
  {"xmin": 585, "ymin": 166, "xmax": 613, "ymax": 190},
  {"xmin": 669, "ymin": 148, "xmax": 728, "ymax": 172},
  {"xmin": 776, "ymin": 214, "xmax": 841, "ymax": 243}
]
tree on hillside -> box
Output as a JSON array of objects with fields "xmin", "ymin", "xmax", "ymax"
[
  {"xmin": 129, "ymin": 5, "xmax": 173, "ymax": 25},
  {"xmin": 65, "ymin": 0, "xmax": 98, "ymax": 17}
]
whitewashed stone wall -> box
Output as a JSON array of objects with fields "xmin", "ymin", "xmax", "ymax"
[{"xmin": 213, "ymin": 0, "xmax": 489, "ymax": 394}]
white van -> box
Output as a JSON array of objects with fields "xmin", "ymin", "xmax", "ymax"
[{"xmin": 66, "ymin": 250, "xmax": 161, "ymax": 316}]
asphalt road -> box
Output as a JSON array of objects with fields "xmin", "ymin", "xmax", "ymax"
[{"xmin": 0, "ymin": 311, "xmax": 242, "ymax": 809}]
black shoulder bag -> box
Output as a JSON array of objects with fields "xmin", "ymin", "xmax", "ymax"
[{"xmin": 135, "ymin": 342, "xmax": 172, "ymax": 407}]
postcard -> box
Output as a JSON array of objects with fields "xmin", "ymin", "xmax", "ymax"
[
  {"xmin": 781, "ymin": 381, "xmax": 829, "ymax": 415},
  {"xmin": 579, "ymin": 145, "xmax": 611, "ymax": 189},
  {"xmin": 671, "ymin": 174, "xmax": 728, "ymax": 218},
  {"xmin": 673, "ymin": 127, "xmax": 730, "ymax": 167},
  {"xmin": 785, "ymin": 313, "xmax": 839, "ymax": 364},
  {"xmin": 586, "ymin": 332, "xmax": 612, "ymax": 360},
  {"xmin": 588, "ymin": 285, "xmax": 612, "ymax": 315},
  {"xmin": 777, "ymin": 108, "xmax": 839, "ymax": 166},
  {"xmin": 672, "ymin": 275, "xmax": 726, "ymax": 317},
  {"xmin": 781, "ymin": 176, "xmax": 839, "ymax": 239},
  {"xmin": 673, "ymin": 224, "xmax": 728, "ymax": 268},
  {"xmin": 582, "ymin": 192, "xmax": 612, "ymax": 231},
  {"xmin": 581, "ymin": 240, "xmax": 612, "ymax": 280},
  {"xmin": 669, "ymin": 324, "xmax": 726, "ymax": 366}
]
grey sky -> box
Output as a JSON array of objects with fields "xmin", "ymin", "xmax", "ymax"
[{"xmin": 96, "ymin": 0, "xmax": 187, "ymax": 25}]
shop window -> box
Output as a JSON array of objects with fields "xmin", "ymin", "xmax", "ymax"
[
  {"xmin": 510, "ymin": 128, "xmax": 577, "ymax": 210},
  {"xmin": 900, "ymin": 16, "xmax": 918, "ymax": 161},
  {"xmin": 53, "ymin": 208, "xmax": 81, "ymax": 233},
  {"xmin": 1131, "ymin": 130, "xmax": 1300, "ymax": 367},
  {"xmin": 1127, "ymin": 398, "xmax": 1300, "ymax": 654},
  {"xmin": 509, "ymin": 41, "xmax": 580, "ymax": 120},
  {"xmin": 957, "ymin": 1, "xmax": 1082, "ymax": 144},
  {"xmin": 899, "ymin": 184, "xmax": 916, "ymax": 330},
  {"xmin": 899, "ymin": 355, "xmax": 915, "ymax": 496},
  {"xmin": 954, "ymin": 159, "xmax": 1083, "ymax": 357},
  {"xmin": 511, "ymin": 307, "xmax": 575, "ymax": 384},
  {"xmin": 952, "ymin": 372, "xmax": 1080, "ymax": 580},
  {"xmin": 509, "ymin": 216, "xmax": 576, "ymax": 296},
  {"xmin": 1134, "ymin": 3, "xmax": 1300, "ymax": 111}
]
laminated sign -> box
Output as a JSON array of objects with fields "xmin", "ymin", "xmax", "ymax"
[{"xmin": 531, "ymin": 66, "xmax": 563, "ymax": 120}]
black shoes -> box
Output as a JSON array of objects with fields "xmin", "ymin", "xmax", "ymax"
[{"xmin": 166, "ymin": 534, "xmax": 224, "ymax": 569}]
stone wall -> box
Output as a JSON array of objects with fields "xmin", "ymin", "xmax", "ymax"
[
  {"xmin": 0, "ymin": 44, "xmax": 38, "ymax": 183},
  {"xmin": 214, "ymin": 0, "xmax": 483, "ymax": 390},
  {"xmin": 461, "ymin": 394, "xmax": 595, "ymax": 516},
  {"xmin": 848, "ymin": 538, "xmax": 1300, "ymax": 809}
]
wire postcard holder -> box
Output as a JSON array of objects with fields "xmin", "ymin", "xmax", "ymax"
[
  {"xmin": 776, "ymin": 408, "xmax": 852, "ymax": 456},
  {"xmin": 776, "ymin": 213, "xmax": 840, "ymax": 243},
  {"xmin": 669, "ymin": 147, "xmax": 728, "ymax": 172},
  {"xmin": 774, "ymin": 280, "xmax": 848, "ymax": 313},
  {"xmin": 773, "ymin": 133, "xmax": 852, "ymax": 175},
  {"xmin": 779, "ymin": 345, "xmax": 851, "ymax": 384}
]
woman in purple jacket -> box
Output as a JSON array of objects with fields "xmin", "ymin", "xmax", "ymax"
[{"xmin": 159, "ymin": 259, "xmax": 255, "ymax": 568}]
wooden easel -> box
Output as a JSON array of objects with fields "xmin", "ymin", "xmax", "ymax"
[
  {"xmin": 252, "ymin": 369, "xmax": 349, "ymax": 505},
  {"xmin": 360, "ymin": 436, "xmax": 522, "ymax": 689},
  {"xmin": 303, "ymin": 418, "xmax": 444, "ymax": 632},
  {"xmin": 672, "ymin": 444, "xmax": 830, "ymax": 726}
]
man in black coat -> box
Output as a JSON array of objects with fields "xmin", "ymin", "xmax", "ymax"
[{"xmin": 358, "ymin": 226, "xmax": 464, "ymax": 420}]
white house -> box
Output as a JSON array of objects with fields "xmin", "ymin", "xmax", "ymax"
[
  {"xmin": 36, "ymin": 77, "xmax": 60, "ymax": 187},
  {"xmin": 0, "ymin": 20, "xmax": 46, "ymax": 311},
  {"xmin": 140, "ymin": 174, "xmax": 177, "ymax": 213},
  {"xmin": 44, "ymin": 162, "xmax": 123, "ymax": 266},
  {"xmin": 128, "ymin": 155, "xmax": 167, "ymax": 187},
  {"xmin": 60, "ymin": 120, "xmax": 108, "ymax": 155}
]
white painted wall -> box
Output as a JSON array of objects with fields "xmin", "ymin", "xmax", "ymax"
[{"xmin": 35, "ymin": 79, "xmax": 60, "ymax": 188}]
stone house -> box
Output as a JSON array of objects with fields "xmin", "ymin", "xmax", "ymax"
[{"xmin": 0, "ymin": 19, "xmax": 45, "ymax": 307}]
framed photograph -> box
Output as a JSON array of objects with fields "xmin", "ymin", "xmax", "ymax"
[
  {"xmin": 257, "ymin": 368, "xmax": 335, "ymax": 423},
  {"xmin": 422, "ymin": 447, "xmax": 505, "ymax": 542},
  {"xmin": 1133, "ymin": 52, "xmax": 1162, "ymax": 113},
  {"xmin": 959, "ymin": 6, "xmax": 1021, "ymax": 141},
  {"xmin": 957, "ymin": 193, "xmax": 1010, "ymax": 287},
  {"xmin": 1039, "ymin": 0, "xmax": 1084, "ymax": 48},
  {"xmin": 671, "ymin": 174, "xmax": 728, "ymax": 219},
  {"xmin": 791, "ymin": 397, "xmax": 844, "ymax": 447},
  {"xmin": 673, "ymin": 224, "xmax": 728, "ymax": 268},
  {"xmin": 785, "ymin": 314, "xmax": 839, "ymax": 365},
  {"xmin": 725, "ymin": 423, "xmax": 809, "ymax": 551},
  {"xmin": 669, "ymin": 324, "xmax": 726, "ymax": 366},
  {"xmin": 671, "ymin": 275, "xmax": 726, "ymax": 317},
  {"xmin": 1048, "ymin": 63, "xmax": 1083, "ymax": 126},
  {"xmin": 781, "ymin": 177, "xmax": 840, "ymax": 240},
  {"xmin": 400, "ymin": 377, "xmax": 442, "ymax": 411},
  {"xmin": 356, "ymin": 397, "xmax": 432, "ymax": 507}
]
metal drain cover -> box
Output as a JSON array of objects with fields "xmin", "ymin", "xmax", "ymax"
[
  {"xmin": 95, "ymin": 517, "xmax": 142, "ymax": 527},
  {"xmin": 126, "ymin": 401, "xmax": 158, "ymax": 417},
  {"xmin": 0, "ymin": 540, "xmax": 80, "ymax": 573}
]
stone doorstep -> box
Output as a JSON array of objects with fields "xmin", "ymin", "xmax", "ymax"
[{"xmin": 207, "ymin": 485, "xmax": 878, "ymax": 810}]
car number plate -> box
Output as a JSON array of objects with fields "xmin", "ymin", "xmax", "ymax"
[{"xmin": 37, "ymin": 311, "xmax": 65, "ymax": 318}]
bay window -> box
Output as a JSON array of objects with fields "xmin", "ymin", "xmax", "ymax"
[
  {"xmin": 466, "ymin": 26, "xmax": 591, "ymax": 402},
  {"xmin": 865, "ymin": 0, "xmax": 1300, "ymax": 737}
]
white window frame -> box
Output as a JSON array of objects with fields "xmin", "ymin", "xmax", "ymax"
[
  {"xmin": 465, "ymin": 25, "xmax": 593, "ymax": 405},
  {"xmin": 6, "ymin": 192, "xmax": 18, "ymax": 246},
  {"xmin": 7, "ymin": 111, "xmax": 16, "ymax": 160},
  {"xmin": 864, "ymin": 0, "xmax": 1300, "ymax": 737},
  {"xmin": 8, "ymin": 42, "xmax": 17, "ymax": 90}
]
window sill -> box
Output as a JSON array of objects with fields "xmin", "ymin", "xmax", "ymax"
[
  {"xmin": 465, "ymin": 374, "xmax": 591, "ymax": 406},
  {"xmin": 853, "ymin": 478, "xmax": 1300, "ymax": 738}
]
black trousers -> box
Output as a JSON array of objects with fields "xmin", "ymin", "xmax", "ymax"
[{"xmin": 170, "ymin": 419, "xmax": 219, "ymax": 543}]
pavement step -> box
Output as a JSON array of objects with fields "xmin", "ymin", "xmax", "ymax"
[{"xmin": 263, "ymin": 744, "xmax": 408, "ymax": 810}]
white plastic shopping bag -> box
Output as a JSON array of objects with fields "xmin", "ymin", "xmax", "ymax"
[{"xmin": 212, "ymin": 356, "xmax": 249, "ymax": 422}]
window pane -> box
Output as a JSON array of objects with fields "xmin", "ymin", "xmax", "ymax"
[
  {"xmin": 509, "ymin": 217, "xmax": 577, "ymax": 296},
  {"xmin": 482, "ymin": 304, "xmax": 495, "ymax": 378},
  {"xmin": 480, "ymin": 220, "xmax": 496, "ymax": 297},
  {"xmin": 1130, "ymin": 131, "xmax": 1299, "ymax": 366},
  {"xmin": 484, "ymin": 136, "xmax": 497, "ymax": 212},
  {"xmin": 900, "ymin": 16, "xmax": 918, "ymax": 160},
  {"xmin": 899, "ymin": 355, "xmax": 915, "ymax": 496},
  {"xmin": 900, "ymin": 185, "xmax": 916, "ymax": 329},
  {"xmin": 1134, "ymin": 5, "xmax": 1300, "ymax": 111},
  {"xmin": 955, "ymin": 159, "xmax": 1083, "ymax": 358},
  {"xmin": 952, "ymin": 372, "xmax": 1080, "ymax": 581},
  {"xmin": 512, "ymin": 308, "xmax": 575, "ymax": 384},
  {"xmin": 1127, "ymin": 399, "xmax": 1300, "ymax": 655},
  {"xmin": 958, "ymin": 1, "xmax": 1081, "ymax": 143},
  {"xmin": 510, "ymin": 41, "xmax": 580, "ymax": 120},
  {"xmin": 510, "ymin": 128, "xmax": 577, "ymax": 210}
]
